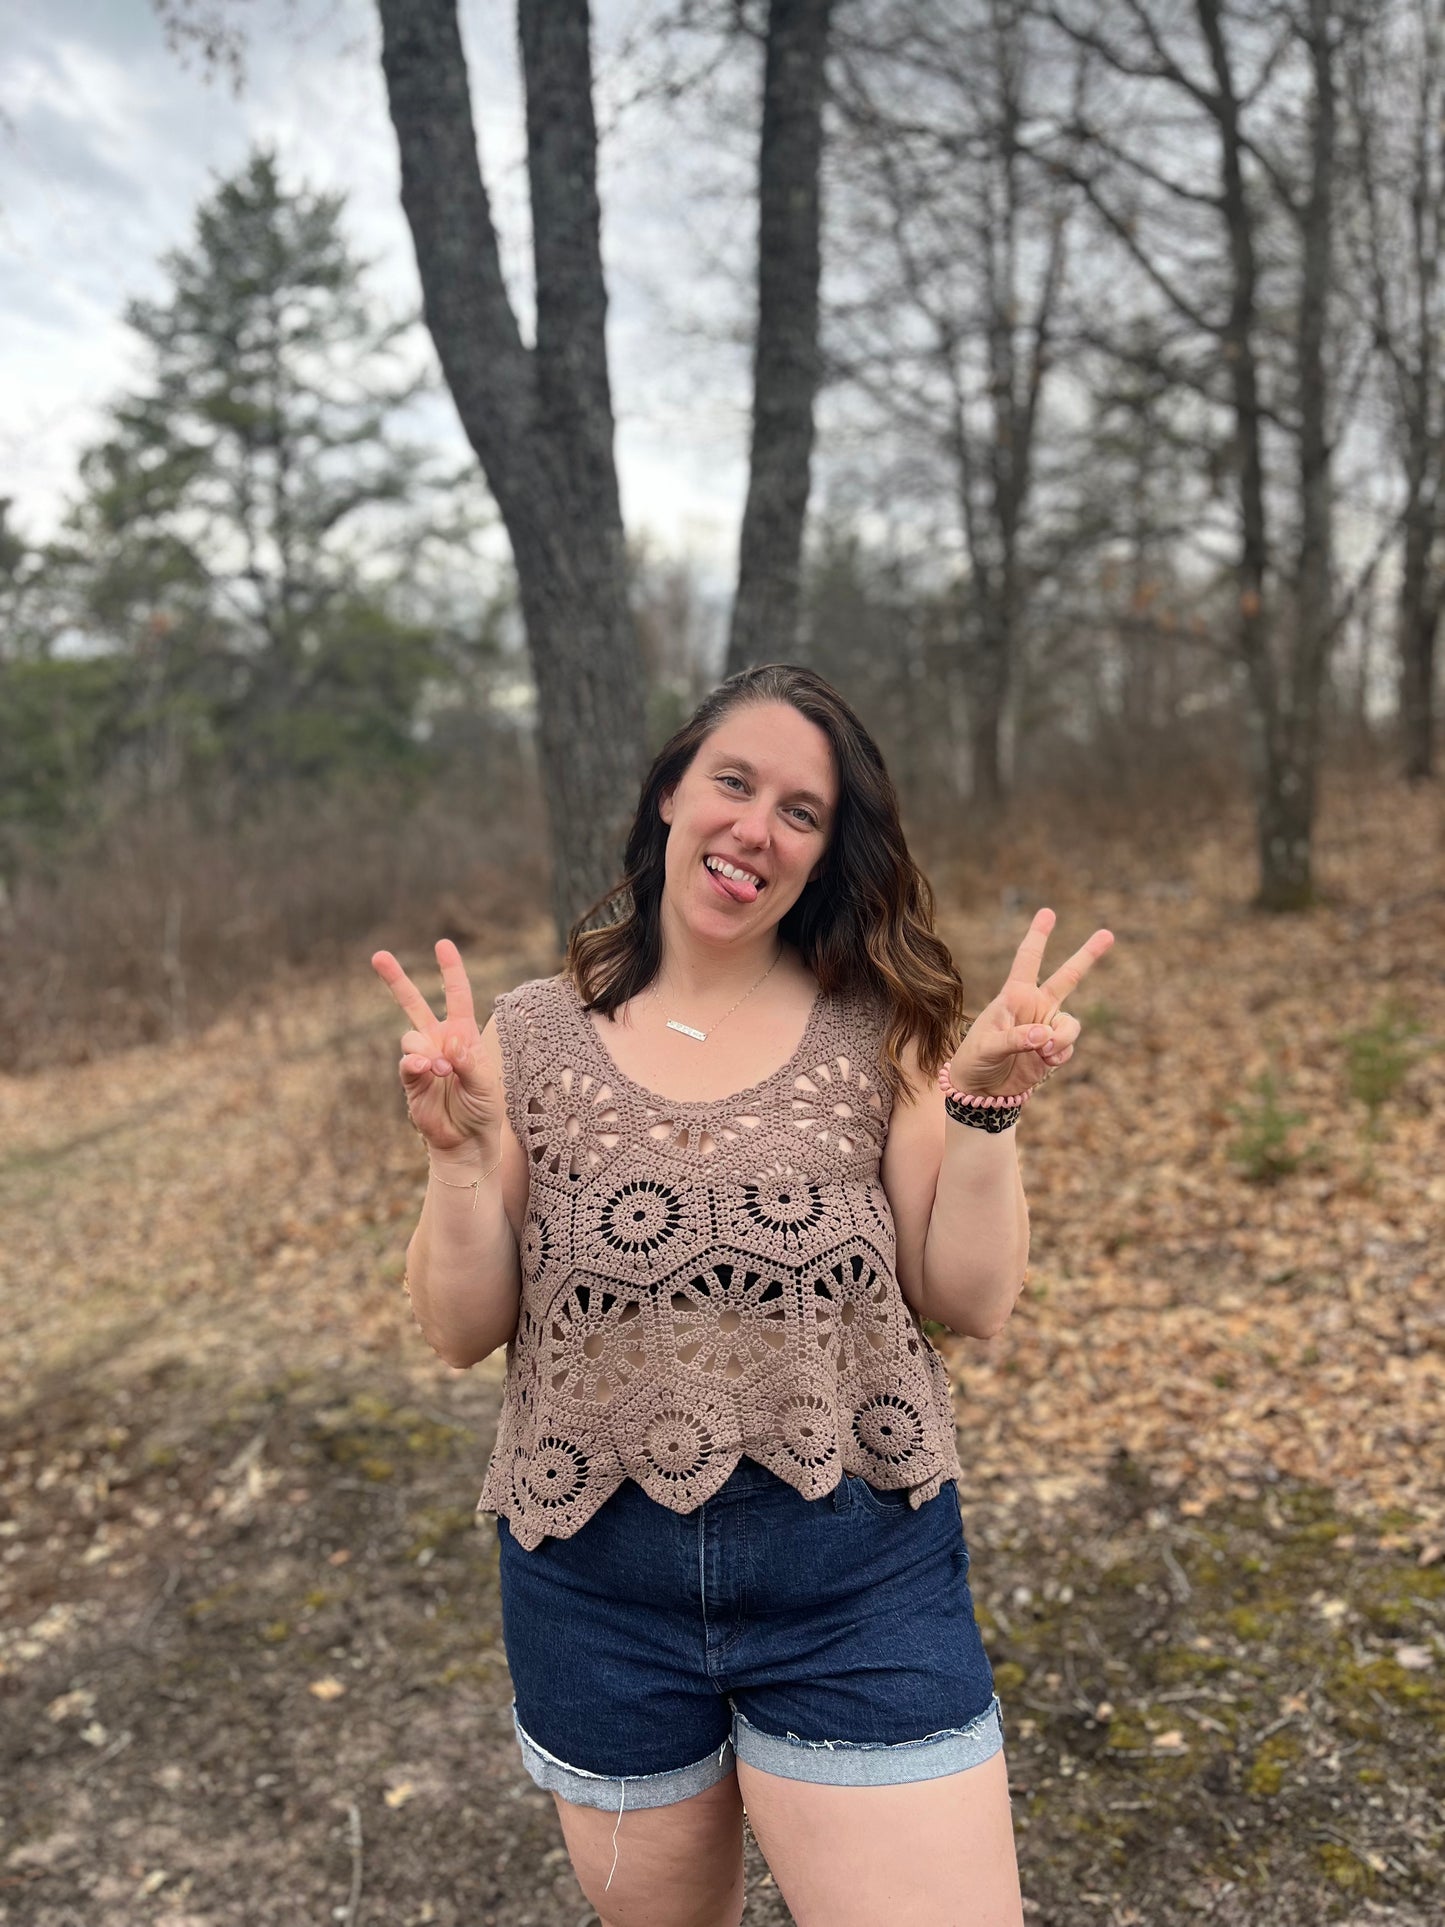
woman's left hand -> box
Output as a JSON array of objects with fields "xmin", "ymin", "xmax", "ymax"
[{"xmin": 945, "ymin": 908, "xmax": 1115, "ymax": 1098}]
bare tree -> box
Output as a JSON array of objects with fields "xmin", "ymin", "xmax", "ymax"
[
  {"xmin": 1042, "ymin": 0, "xmax": 1371, "ymax": 910},
  {"xmin": 827, "ymin": 0, "xmax": 1075, "ymax": 814},
  {"xmin": 727, "ymin": 0, "xmax": 837, "ymax": 674},
  {"xmin": 377, "ymin": 0, "xmax": 648, "ymax": 942},
  {"xmin": 1345, "ymin": 0, "xmax": 1445, "ymax": 781}
]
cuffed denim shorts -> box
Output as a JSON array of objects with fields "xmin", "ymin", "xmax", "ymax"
[{"xmin": 495, "ymin": 1453, "xmax": 1004, "ymax": 1813}]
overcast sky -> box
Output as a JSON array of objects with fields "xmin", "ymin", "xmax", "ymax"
[{"xmin": 0, "ymin": 0, "xmax": 758, "ymax": 580}]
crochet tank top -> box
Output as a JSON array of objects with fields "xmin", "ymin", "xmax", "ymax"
[{"xmin": 474, "ymin": 970, "xmax": 966, "ymax": 1550}]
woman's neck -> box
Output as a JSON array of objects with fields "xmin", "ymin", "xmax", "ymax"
[{"xmin": 646, "ymin": 930, "xmax": 794, "ymax": 1013}]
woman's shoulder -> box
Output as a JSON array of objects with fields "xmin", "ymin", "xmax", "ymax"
[
  {"xmin": 492, "ymin": 968, "xmax": 573, "ymax": 1010},
  {"xmin": 489, "ymin": 970, "xmax": 575, "ymax": 1052},
  {"xmin": 820, "ymin": 969, "xmax": 891, "ymax": 1030}
]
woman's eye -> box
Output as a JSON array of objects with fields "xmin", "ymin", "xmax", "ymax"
[{"xmin": 717, "ymin": 774, "xmax": 815, "ymax": 826}]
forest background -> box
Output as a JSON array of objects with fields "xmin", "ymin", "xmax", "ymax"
[{"xmin": 1, "ymin": 2, "xmax": 1442, "ymax": 1924}]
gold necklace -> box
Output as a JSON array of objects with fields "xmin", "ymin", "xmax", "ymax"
[{"xmin": 664, "ymin": 948, "xmax": 784, "ymax": 1042}]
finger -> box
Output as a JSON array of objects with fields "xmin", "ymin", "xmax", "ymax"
[
  {"xmin": 399, "ymin": 1054, "xmax": 436, "ymax": 1086},
  {"xmin": 400, "ymin": 1027, "xmax": 438, "ymax": 1056},
  {"xmin": 436, "ymin": 938, "xmax": 477, "ymax": 1030},
  {"xmin": 1006, "ymin": 907, "xmax": 1057, "ymax": 989},
  {"xmin": 1042, "ymin": 1013, "xmax": 1081, "ymax": 1048},
  {"xmin": 976, "ymin": 1020, "xmax": 1059, "ymax": 1061},
  {"xmin": 1040, "ymin": 929, "xmax": 1114, "ymax": 1010},
  {"xmin": 440, "ymin": 1036, "xmax": 489, "ymax": 1094},
  {"xmin": 373, "ymin": 950, "xmax": 439, "ymax": 1033}
]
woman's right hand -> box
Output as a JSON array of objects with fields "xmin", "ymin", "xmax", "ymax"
[{"xmin": 370, "ymin": 938, "xmax": 503, "ymax": 1156}]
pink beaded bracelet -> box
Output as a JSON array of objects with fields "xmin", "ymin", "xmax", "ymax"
[{"xmin": 936, "ymin": 1065, "xmax": 1033, "ymax": 1109}]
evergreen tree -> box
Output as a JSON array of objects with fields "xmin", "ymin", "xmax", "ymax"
[{"xmin": 62, "ymin": 144, "xmax": 469, "ymax": 798}]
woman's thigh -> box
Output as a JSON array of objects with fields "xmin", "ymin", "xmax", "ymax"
[
  {"xmin": 551, "ymin": 1769, "xmax": 747, "ymax": 1927},
  {"xmin": 735, "ymin": 1746, "xmax": 1023, "ymax": 1927}
]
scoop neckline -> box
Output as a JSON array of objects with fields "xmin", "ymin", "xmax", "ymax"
[{"xmin": 561, "ymin": 970, "xmax": 830, "ymax": 1110}]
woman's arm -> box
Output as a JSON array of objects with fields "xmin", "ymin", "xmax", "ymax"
[
  {"xmin": 880, "ymin": 1037, "xmax": 1029, "ymax": 1340},
  {"xmin": 402, "ymin": 1014, "xmax": 527, "ymax": 1369}
]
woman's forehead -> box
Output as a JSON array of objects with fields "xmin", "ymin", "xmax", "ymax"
[{"xmin": 701, "ymin": 709, "xmax": 837, "ymax": 793}]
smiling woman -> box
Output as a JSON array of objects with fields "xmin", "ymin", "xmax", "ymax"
[{"xmin": 372, "ymin": 661, "xmax": 1056, "ymax": 1927}]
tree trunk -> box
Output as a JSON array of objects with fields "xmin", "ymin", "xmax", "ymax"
[
  {"xmin": 378, "ymin": 0, "xmax": 648, "ymax": 944},
  {"xmin": 1196, "ymin": 0, "xmax": 1310, "ymax": 911},
  {"xmin": 967, "ymin": 617, "xmax": 1009, "ymax": 818},
  {"xmin": 1262, "ymin": 0, "xmax": 1337, "ymax": 913},
  {"xmin": 727, "ymin": 0, "xmax": 834, "ymax": 675},
  {"xmin": 1397, "ymin": 488, "xmax": 1440, "ymax": 778}
]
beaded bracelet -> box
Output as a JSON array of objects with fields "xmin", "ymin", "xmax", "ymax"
[{"xmin": 936, "ymin": 1057, "xmax": 1044, "ymax": 1134}]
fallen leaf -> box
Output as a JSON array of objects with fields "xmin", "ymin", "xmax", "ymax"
[
  {"xmin": 383, "ymin": 1781, "xmax": 415, "ymax": 1808},
  {"xmin": 46, "ymin": 1689, "xmax": 96, "ymax": 1722},
  {"xmin": 308, "ymin": 1677, "xmax": 346, "ymax": 1700}
]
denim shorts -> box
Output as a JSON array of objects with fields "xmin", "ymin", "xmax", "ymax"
[{"xmin": 495, "ymin": 1453, "xmax": 1004, "ymax": 1812}]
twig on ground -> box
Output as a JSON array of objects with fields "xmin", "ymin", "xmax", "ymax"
[{"xmin": 338, "ymin": 1798, "xmax": 363, "ymax": 1926}]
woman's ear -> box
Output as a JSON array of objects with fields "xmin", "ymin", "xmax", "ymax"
[{"xmin": 659, "ymin": 785, "xmax": 675, "ymax": 826}]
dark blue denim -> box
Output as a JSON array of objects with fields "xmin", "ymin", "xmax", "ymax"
[{"xmin": 496, "ymin": 1454, "xmax": 1004, "ymax": 1812}]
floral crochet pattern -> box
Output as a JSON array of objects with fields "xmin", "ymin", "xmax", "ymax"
[{"xmin": 475, "ymin": 972, "xmax": 965, "ymax": 1548}]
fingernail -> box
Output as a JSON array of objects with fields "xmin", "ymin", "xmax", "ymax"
[{"xmin": 1028, "ymin": 1027, "xmax": 1047, "ymax": 1045}]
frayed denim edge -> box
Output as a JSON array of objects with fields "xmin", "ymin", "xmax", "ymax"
[
  {"xmin": 730, "ymin": 1692, "xmax": 1005, "ymax": 1788},
  {"xmin": 510, "ymin": 1697, "xmax": 736, "ymax": 1815}
]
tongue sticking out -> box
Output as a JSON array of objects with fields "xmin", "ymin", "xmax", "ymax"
[{"xmin": 706, "ymin": 859, "xmax": 760, "ymax": 903}]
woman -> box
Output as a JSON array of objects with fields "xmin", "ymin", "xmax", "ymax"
[{"xmin": 372, "ymin": 663, "xmax": 1112, "ymax": 1927}]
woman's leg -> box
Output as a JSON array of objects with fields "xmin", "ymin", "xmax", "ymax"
[
  {"xmin": 550, "ymin": 1768, "xmax": 747, "ymax": 1927},
  {"xmin": 735, "ymin": 1747, "xmax": 1024, "ymax": 1927}
]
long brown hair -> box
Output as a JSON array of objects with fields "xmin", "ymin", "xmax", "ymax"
[{"xmin": 565, "ymin": 663, "xmax": 968, "ymax": 1106}]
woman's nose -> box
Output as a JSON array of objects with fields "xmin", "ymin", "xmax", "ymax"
[{"xmin": 732, "ymin": 808, "xmax": 770, "ymax": 847}]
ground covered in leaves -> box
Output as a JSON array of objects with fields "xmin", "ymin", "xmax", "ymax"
[{"xmin": 1, "ymin": 771, "xmax": 1441, "ymax": 1925}]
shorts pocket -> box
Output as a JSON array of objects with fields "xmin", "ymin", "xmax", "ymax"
[{"xmin": 846, "ymin": 1473, "xmax": 914, "ymax": 1516}]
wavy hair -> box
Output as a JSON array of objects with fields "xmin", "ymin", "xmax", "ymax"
[{"xmin": 565, "ymin": 663, "xmax": 968, "ymax": 1106}]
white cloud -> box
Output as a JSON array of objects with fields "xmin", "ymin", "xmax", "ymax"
[{"xmin": 0, "ymin": 0, "xmax": 752, "ymax": 583}]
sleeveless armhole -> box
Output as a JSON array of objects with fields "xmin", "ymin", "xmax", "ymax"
[{"xmin": 490, "ymin": 981, "xmax": 537, "ymax": 1154}]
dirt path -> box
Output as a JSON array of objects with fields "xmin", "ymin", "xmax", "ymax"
[{"xmin": 2, "ymin": 778, "xmax": 1442, "ymax": 1923}]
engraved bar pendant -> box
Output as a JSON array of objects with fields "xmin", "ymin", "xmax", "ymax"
[{"xmin": 665, "ymin": 1019, "xmax": 708, "ymax": 1040}]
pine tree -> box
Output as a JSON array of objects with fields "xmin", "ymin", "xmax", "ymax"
[{"xmin": 66, "ymin": 144, "xmax": 459, "ymax": 797}]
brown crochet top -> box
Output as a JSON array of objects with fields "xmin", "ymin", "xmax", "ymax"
[{"xmin": 474, "ymin": 970, "xmax": 966, "ymax": 1550}]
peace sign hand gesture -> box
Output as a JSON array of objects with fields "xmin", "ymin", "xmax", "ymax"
[
  {"xmin": 370, "ymin": 938, "xmax": 503, "ymax": 1154},
  {"xmin": 946, "ymin": 908, "xmax": 1115, "ymax": 1100}
]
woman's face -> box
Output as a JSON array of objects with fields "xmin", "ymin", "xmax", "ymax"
[{"xmin": 658, "ymin": 700, "xmax": 838, "ymax": 941}]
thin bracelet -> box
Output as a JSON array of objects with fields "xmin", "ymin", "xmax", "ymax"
[{"xmin": 428, "ymin": 1148, "xmax": 503, "ymax": 1213}]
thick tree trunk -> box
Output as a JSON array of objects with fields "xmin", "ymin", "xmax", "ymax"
[
  {"xmin": 378, "ymin": 0, "xmax": 647, "ymax": 944},
  {"xmin": 1264, "ymin": 0, "xmax": 1337, "ymax": 912},
  {"xmin": 1197, "ymin": 0, "xmax": 1312, "ymax": 911},
  {"xmin": 726, "ymin": 0, "xmax": 833, "ymax": 676}
]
